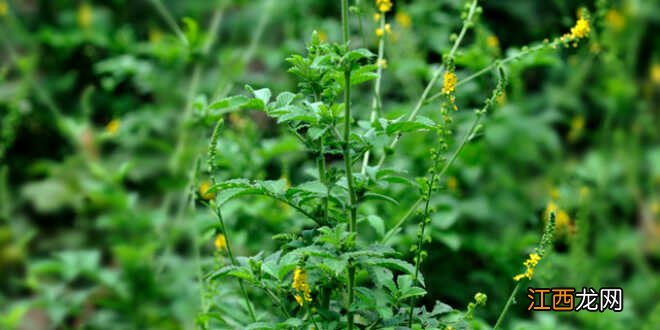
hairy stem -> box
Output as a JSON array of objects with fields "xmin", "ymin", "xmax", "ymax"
[
  {"xmin": 494, "ymin": 282, "xmax": 521, "ymax": 329},
  {"xmin": 407, "ymin": 173, "xmax": 436, "ymax": 326},
  {"xmin": 361, "ymin": 14, "xmax": 386, "ymax": 173},
  {"xmin": 341, "ymin": 2, "xmax": 357, "ymax": 329},
  {"xmin": 214, "ymin": 205, "xmax": 258, "ymax": 322}
]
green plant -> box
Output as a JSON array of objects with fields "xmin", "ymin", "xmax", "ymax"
[{"xmin": 197, "ymin": 1, "xmax": 592, "ymax": 328}]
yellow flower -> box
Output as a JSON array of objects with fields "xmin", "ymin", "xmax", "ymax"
[
  {"xmin": 0, "ymin": 1, "xmax": 8, "ymax": 17},
  {"xmin": 651, "ymin": 64, "xmax": 660, "ymax": 84},
  {"xmin": 376, "ymin": 0, "xmax": 392, "ymax": 13},
  {"xmin": 105, "ymin": 119, "xmax": 120, "ymax": 135},
  {"xmin": 556, "ymin": 210, "xmax": 570, "ymax": 229},
  {"xmin": 545, "ymin": 201, "xmax": 558, "ymax": 220},
  {"xmin": 442, "ymin": 71, "xmax": 457, "ymax": 95},
  {"xmin": 376, "ymin": 24, "xmax": 391, "ymax": 38},
  {"xmin": 374, "ymin": 13, "xmax": 381, "ymax": 22},
  {"xmin": 486, "ymin": 35, "xmax": 499, "ymax": 49},
  {"xmin": 447, "ymin": 176, "xmax": 458, "ymax": 191},
  {"xmin": 605, "ymin": 9, "xmax": 625, "ymax": 31},
  {"xmin": 199, "ymin": 181, "xmax": 216, "ymax": 200},
  {"xmin": 496, "ymin": 91, "xmax": 506, "ymax": 105},
  {"xmin": 545, "ymin": 201, "xmax": 572, "ymax": 236},
  {"xmin": 377, "ymin": 58, "xmax": 388, "ymax": 69},
  {"xmin": 567, "ymin": 16, "xmax": 590, "ymax": 40},
  {"xmin": 214, "ymin": 234, "xmax": 227, "ymax": 251},
  {"xmin": 568, "ymin": 115, "xmax": 585, "ymax": 142},
  {"xmin": 513, "ymin": 253, "xmax": 541, "ymax": 281},
  {"xmin": 395, "ymin": 11, "xmax": 411, "ymax": 28},
  {"xmin": 292, "ymin": 267, "xmax": 312, "ymax": 306},
  {"xmin": 149, "ymin": 28, "xmax": 163, "ymax": 43},
  {"xmin": 77, "ymin": 3, "xmax": 93, "ymax": 29}
]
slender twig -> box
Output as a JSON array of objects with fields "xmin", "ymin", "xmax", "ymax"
[
  {"xmin": 214, "ymin": 205, "xmax": 258, "ymax": 322},
  {"xmin": 407, "ymin": 172, "xmax": 436, "ymax": 326},
  {"xmin": 361, "ymin": 13, "xmax": 386, "ymax": 174},
  {"xmin": 493, "ymin": 281, "xmax": 521, "ymax": 329},
  {"xmin": 148, "ymin": 0, "xmax": 189, "ymax": 46},
  {"xmin": 340, "ymin": 2, "xmax": 358, "ymax": 329}
]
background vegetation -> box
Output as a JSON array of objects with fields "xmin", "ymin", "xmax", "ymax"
[{"xmin": 0, "ymin": 0, "xmax": 658, "ymax": 329}]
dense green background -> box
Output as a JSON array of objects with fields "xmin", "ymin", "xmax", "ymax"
[{"xmin": 1, "ymin": 0, "xmax": 658, "ymax": 329}]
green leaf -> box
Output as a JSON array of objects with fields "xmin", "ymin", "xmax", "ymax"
[
  {"xmin": 364, "ymin": 258, "xmax": 415, "ymax": 275},
  {"xmin": 367, "ymin": 215, "xmax": 385, "ymax": 237},
  {"xmin": 362, "ymin": 192, "xmax": 399, "ymax": 205},
  {"xmin": 207, "ymin": 95, "xmax": 264, "ymax": 114},
  {"xmin": 344, "ymin": 48, "xmax": 375, "ymax": 63},
  {"xmin": 291, "ymin": 180, "xmax": 327, "ymax": 196},
  {"xmin": 399, "ymin": 287, "xmax": 427, "ymax": 300},
  {"xmin": 351, "ymin": 64, "xmax": 378, "ymax": 85},
  {"xmin": 246, "ymin": 85, "xmax": 272, "ymax": 105},
  {"xmin": 273, "ymin": 92, "xmax": 297, "ymax": 108},
  {"xmin": 385, "ymin": 116, "xmax": 437, "ymax": 135}
]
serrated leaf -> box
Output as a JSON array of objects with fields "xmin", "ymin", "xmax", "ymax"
[
  {"xmin": 399, "ymin": 287, "xmax": 427, "ymax": 300},
  {"xmin": 367, "ymin": 215, "xmax": 385, "ymax": 237},
  {"xmin": 365, "ymin": 258, "xmax": 415, "ymax": 275},
  {"xmin": 362, "ymin": 192, "xmax": 399, "ymax": 205}
]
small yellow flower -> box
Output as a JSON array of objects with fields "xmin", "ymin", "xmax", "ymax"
[
  {"xmin": 545, "ymin": 201, "xmax": 558, "ymax": 220},
  {"xmin": 513, "ymin": 253, "xmax": 541, "ymax": 281},
  {"xmin": 0, "ymin": 1, "xmax": 8, "ymax": 17},
  {"xmin": 292, "ymin": 267, "xmax": 312, "ymax": 306},
  {"xmin": 567, "ymin": 16, "xmax": 590, "ymax": 40},
  {"xmin": 105, "ymin": 119, "xmax": 120, "ymax": 135},
  {"xmin": 605, "ymin": 9, "xmax": 625, "ymax": 31},
  {"xmin": 651, "ymin": 64, "xmax": 660, "ymax": 84},
  {"xmin": 376, "ymin": 0, "xmax": 392, "ymax": 13},
  {"xmin": 77, "ymin": 3, "xmax": 93, "ymax": 29},
  {"xmin": 568, "ymin": 115, "xmax": 585, "ymax": 142},
  {"xmin": 496, "ymin": 91, "xmax": 507, "ymax": 105},
  {"xmin": 149, "ymin": 28, "xmax": 163, "ymax": 43},
  {"xmin": 442, "ymin": 71, "xmax": 457, "ymax": 95},
  {"xmin": 377, "ymin": 58, "xmax": 388, "ymax": 69},
  {"xmin": 229, "ymin": 112, "xmax": 246, "ymax": 130},
  {"xmin": 373, "ymin": 13, "xmax": 381, "ymax": 22},
  {"xmin": 447, "ymin": 176, "xmax": 458, "ymax": 191},
  {"xmin": 199, "ymin": 181, "xmax": 216, "ymax": 200},
  {"xmin": 556, "ymin": 210, "xmax": 571, "ymax": 229},
  {"xmin": 214, "ymin": 234, "xmax": 227, "ymax": 251},
  {"xmin": 375, "ymin": 24, "xmax": 391, "ymax": 38},
  {"xmin": 317, "ymin": 30, "xmax": 328, "ymax": 42},
  {"xmin": 395, "ymin": 11, "xmax": 411, "ymax": 28},
  {"xmin": 486, "ymin": 35, "xmax": 499, "ymax": 49}
]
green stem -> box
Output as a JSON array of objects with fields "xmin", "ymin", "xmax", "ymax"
[
  {"xmin": 214, "ymin": 205, "xmax": 258, "ymax": 322},
  {"xmin": 494, "ymin": 282, "xmax": 521, "ymax": 329},
  {"xmin": 407, "ymin": 173, "xmax": 436, "ymax": 327},
  {"xmin": 318, "ymin": 138, "xmax": 329, "ymax": 225},
  {"xmin": 361, "ymin": 14, "xmax": 386, "ymax": 174},
  {"xmin": 148, "ymin": 0, "xmax": 189, "ymax": 46},
  {"xmin": 341, "ymin": 2, "xmax": 357, "ymax": 329}
]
